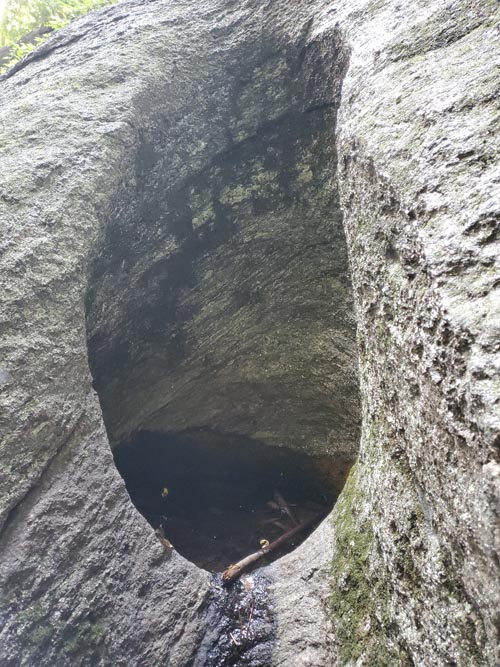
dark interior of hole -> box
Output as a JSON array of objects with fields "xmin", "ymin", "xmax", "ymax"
[
  {"xmin": 113, "ymin": 430, "xmax": 341, "ymax": 572},
  {"xmin": 85, "ymin": 49, "xmax": 361, "ymax": 578}
]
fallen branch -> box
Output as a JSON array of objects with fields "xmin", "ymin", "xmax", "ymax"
[{"xmin": 222, "ymin": 512, "xmax": 324, "ymax": 584}]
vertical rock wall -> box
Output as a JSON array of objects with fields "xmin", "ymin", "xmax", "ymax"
[{"xmin": 327, "ymin": 1, "xmax": 500, "ymax": 664}]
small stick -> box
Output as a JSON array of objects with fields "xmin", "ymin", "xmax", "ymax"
[
  {"xmin": 222, "ymin": 512, "xmax": 324, "ymax": 585},
  {"xmin": 229, "ymin": 631, "xmax": 241, "ymax": 646},
  {"xmin": 273, "ymin": 491, "xmax": 298, "ymax": 526},
  {"xmin": 242, "ymin": 598, "xmax": 255, "ymax": 638}
]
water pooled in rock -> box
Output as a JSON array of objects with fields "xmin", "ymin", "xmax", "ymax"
[{"xmin": 113, "ymin": 430, "xmax": 341, "ymax": 572}]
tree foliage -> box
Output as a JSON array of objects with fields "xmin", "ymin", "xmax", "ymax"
[{"xmin": 0, "ymin": 0, "xmax": 116, "ymax": 72}]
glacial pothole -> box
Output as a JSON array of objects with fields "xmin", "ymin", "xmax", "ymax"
[
  {"xmin": 112, "ymin": 430, "xmax": 349, "ymax": 572},
  {"xmin": 84, "ymin": 39, "xmax": 361, "ymax": 584}
]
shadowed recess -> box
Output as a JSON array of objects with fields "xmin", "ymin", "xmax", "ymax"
[
  {"xmin": 113, "ymin": 430, "xmax": 350, "ymax": 571},
  {"xmin": 85, "ymin": 34, "xmax": 360, "ymax": 578}
]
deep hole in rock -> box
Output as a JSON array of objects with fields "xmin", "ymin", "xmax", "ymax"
[
  {"xmin": 113, "ymin": 430, "xmax": 348, "ymax": 572},
  {"xmin": 85, "ymin": 39, "xmax": 360, "ymax": 578}
]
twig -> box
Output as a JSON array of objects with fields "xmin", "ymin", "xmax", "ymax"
[
  {"xmin": 242, "ymin": 598, "xmax": 254, "ymax": 638},
  {"xmin": 222, "ymin": 512, "xmax": 324, "ymax": 585},
  {"xmin": 273, "ymin": 491, "xmax": 298, "ymax": 526},
  {"xmin": 229, "ymin": 631, "xmax": 241, "ymax": 646}
]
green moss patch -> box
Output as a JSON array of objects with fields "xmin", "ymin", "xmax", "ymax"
[{"xmin": 330, "ymin": 465, "xmax": 409, "ymax": 667}]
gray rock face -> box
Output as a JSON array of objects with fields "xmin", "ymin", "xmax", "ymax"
[
  {"xmin": 328, "ymin": 1, "xmax": 500, "ymax": 665},
  {"xmin": 0, "ymin": 0, "xmax": 498, "ymax": 666},
  {"xmin": 0, "ymin": 2, "xmax": 358, "ymax": 664}
]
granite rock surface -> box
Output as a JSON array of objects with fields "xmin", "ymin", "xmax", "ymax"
[{"xmin": 0, "ymin": 0, "xmax": 498, "ymax": 665}]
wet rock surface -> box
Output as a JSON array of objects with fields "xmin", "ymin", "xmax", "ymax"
[
  {"xmin": 86, "ymin": 96, "xmax": 358, "ymax": 458},
  {"xmin": 0, "ymin": 0, "xmax": 499, "ymax": 666},
  {"xmin": 193, "ymin": 573, "xmax": 275, "ymax": 667},
  {"xmin": 0, "ymin": 1, "xmax": 357, "ymax": 664}
]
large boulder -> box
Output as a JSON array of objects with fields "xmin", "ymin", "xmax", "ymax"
[{"xmin": 0, "ymin": 0, "xmax": 498, "ymax": 665}]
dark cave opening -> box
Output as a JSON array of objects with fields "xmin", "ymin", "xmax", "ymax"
[{"xmin": 113, "ymin": 430, "xmax": 345, "ymax": 572}]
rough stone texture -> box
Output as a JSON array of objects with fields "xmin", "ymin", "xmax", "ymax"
[
  {"xmin": 268, "ymin": 517, "xmax": 336, "ymax": 667},
  {"xmin": 326, "ymin": 1, "xmax": 500, "ymax": 665},
  {"xmin": 0, "ymin": 0, "xmax": 499, "ymax": 666},
  {"xmin": 84, "ymin": 26, "xmax": 358, "ymax": 462},
  {"xmin": 0, "ymin": 2, "xmax": 358, "ymax": 664}
]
